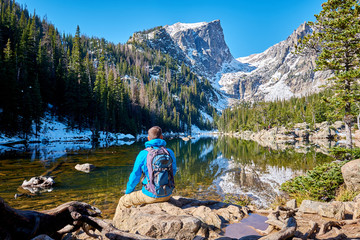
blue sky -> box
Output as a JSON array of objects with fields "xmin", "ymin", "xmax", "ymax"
[{"xmin": 16, "ymin": 0, "xmax": 324, "ymax": 57}]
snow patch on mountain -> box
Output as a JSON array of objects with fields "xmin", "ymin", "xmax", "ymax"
[{"xmin": 165, "ymin": 22, "xmax": 209, "ymax": 37}]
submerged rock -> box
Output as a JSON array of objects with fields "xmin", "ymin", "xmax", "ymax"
[
  {"xmin": 113, "ymin": 196, "xmax": 249, "ymax": 240},
  {"xmin": 75, "ymin": 163, "xmax": 95, "ymax": 173}
]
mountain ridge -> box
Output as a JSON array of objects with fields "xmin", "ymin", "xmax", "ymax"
[
  {"xmin": 218, "ymin": 22, "xmax": 332, "ymax": 102},
  {"xmin": 134, "ymin": 20, "xmax": 332, "ymax": 105}
]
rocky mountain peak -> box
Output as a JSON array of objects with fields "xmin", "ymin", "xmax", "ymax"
[
  {"xmin": 287, "ymin": 22, "xmax": 312, "ymax": 45},
  {"xmin": 164, "ymin": 20, "xmax": 233, "ymax": 77},
  {"xmin": 218, "ymin": 22, "xmax": 331, "ymax": 102},
  {"xmin": 130, "ymin": 20, "xmax": 233, "ymax": 79}
]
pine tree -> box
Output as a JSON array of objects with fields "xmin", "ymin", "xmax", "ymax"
[
  {"xmin": 297, "ymin": 0, "xmax": 360, "ymax": 148},
  {"xmin": 1, "ymin": 38, "xmax": 18, "ymax": 133}
]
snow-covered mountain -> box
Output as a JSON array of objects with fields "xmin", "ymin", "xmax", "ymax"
[
  {"xmin": 131, "ymin": 20, "xmax": 331, "ymax": 106},
  {"xmin": 130, "ymin": 20, "xmax": 234, "ymax": 79},
  {"xmin": 218, "ymin": 23, "xmax": 332, "ymax": 102}
]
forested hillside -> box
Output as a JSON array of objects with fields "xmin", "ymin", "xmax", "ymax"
[
  {"xmin": 216, "ymin": 90, "xmax": 346, "ymax": 132},
  {"xmin": 0, "ymin": 0, "xmax": 217, "ymax": 136}
]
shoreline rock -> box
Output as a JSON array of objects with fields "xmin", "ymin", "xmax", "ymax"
[
  {"xmin": 341, "ymin": 159, "xmax": 360, "ymax": 192},
  {"xmin": 229, "ymin": 121, "xmax": 344, "ymax": 142},
  {"xmin": 113, "ymin": 196, "xmax": 249, "ymax": 240},
  {"xmin": 75, "ymin": 163, "xmax": 95, "ymax": 173}
]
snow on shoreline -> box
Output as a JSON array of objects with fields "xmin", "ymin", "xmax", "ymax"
[
  {"xmin": 0, "ymin": 113, "xmax": 135, "ymax": 160},
  {"xmin": 0, "ymin": 113, "xmax": 135, "ymax": 145},
  {"xmin": 0, "ymin": 114, "xmax": 219, "ymax": 160}
]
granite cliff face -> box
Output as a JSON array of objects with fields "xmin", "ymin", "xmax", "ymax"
[
  {"xmin": 130, "ymin": 20, "xmax": 234, "ymax": 79},
  {"xmin": 131, "ymin": 21, "xmax": 331, "ymax": 106},
  {"xmin": 218, "ymin": 23, "xmax": 332, "ymax": 102}
]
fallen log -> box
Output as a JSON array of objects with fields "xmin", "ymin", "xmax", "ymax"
[
  {"xmin": 259, "ymin": 217, "xmax": 297, "ymax": 240},
  {"xmin": 317, "ymin": 219, "xmax": 360, "ymax": 236},
  {"xmin": 0, "ymin": 197, "xmax": 101, "ymax": 240},
  {"xmin": 250, "ymin": 225, "xmax": 275, "ymax": 236},
  {"xmin": 302, "ymin": 220, "xmax": 318, "ymax": 239}
]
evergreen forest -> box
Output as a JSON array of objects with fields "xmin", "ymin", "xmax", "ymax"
[
  {"xmin": 216, "ymin": 90, "xmax": 349, "ymax": 132},
  {"xmin": 0, "ymin": 0, "xmax": 218, "ymax": 136}
]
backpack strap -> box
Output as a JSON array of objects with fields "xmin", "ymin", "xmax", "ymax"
[
  {"xmin": 144, "ymin": 147, "xmax": 153, "ymax": 152},
  {"xmin": 141, "ymin": 147, "xmax": 152, "ymax": 183}
]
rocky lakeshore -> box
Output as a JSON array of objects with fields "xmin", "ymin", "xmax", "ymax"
[
  {"xmin": 3, "ymin": 156, "xmax": 360, "ymax": 240},
  {"xmin": 20, "ymin": 192, "xmax": 360, "ymax": 240},
  {"xmin": 222, "ymin": 121, "xmax": 360, "ymax": 152},
  {"xmin": 4, "ymin": 157, "xmax": 360, "ymax": 240}
]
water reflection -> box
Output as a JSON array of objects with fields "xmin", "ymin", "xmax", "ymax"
[{"xmin": 0, "ymin": 136, "xmax": 333, "ymax": 217}]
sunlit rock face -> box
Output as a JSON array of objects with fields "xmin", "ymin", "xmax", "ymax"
[
  {"xmin": 130, "ymin": 20, "xmax": 234, "ymax": 79},
  {"xmin": 217, "ymin": 23, "xmax": 332, "ymax": 102},
  {"xmin": 131, "ymin": 22, "xmax": 332, "ymax": 107}
]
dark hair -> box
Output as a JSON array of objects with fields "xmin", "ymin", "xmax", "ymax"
[{"xmin": 148, "ymin": 126, "xmax": 162, "ymax": 140}]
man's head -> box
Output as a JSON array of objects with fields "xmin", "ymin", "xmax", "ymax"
[{"xmin": 148, "ymin": 126, "xmax": 163, "ymax": 140}]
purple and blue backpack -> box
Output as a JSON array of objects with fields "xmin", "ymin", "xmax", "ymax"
[{"xmin": 144, "ymin": 146, "xmax": 175, "ymax": 197}]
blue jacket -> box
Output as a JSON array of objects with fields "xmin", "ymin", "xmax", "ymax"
[{"xmin": 125, "ymin": 138, "xmax": 177, "ymax": 198}]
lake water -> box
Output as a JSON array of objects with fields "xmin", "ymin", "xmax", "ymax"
[{"xmin": 0, "ymin": 136, "xmax": 332, "ymax": 218}]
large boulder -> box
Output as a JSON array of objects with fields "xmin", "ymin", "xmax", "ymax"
[
  {"xmin": 113, "ymin": 196, "xmax": 248, "ymax": 240},
  {"xmin": 341, "ymin": 159, "xmax": 360, "ymax": 192},
  {"xmin": 298, "ymin": 200, "xmax": 345, "ymax": 220}
]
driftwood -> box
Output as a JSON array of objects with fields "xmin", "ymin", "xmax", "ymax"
[
  {"xmin": 0, "ymin": 197, "xmax": 154, "ymax": 240},
  {"xmin": 15, "ymin": 161, "xmax": 64, "ymax": 198},
  {"xmin": 259, "ymin": 217, "xmax": 297, "ymax": 240},
  {"xmin": 317, "ymin": 219, "xmax": 360, "ymax": 236},
  {"xmin": 254, "ymin": 204, "xmax": 360, "ymax": 240},
  {"xmin": 0, "ymin": 197, "xmax": 101, "ymax": 239},
  {"xmin": 302, "ymin": 220, "xmax": 318, "ymax": 239},
  {"xmin": 252, "ymin": 208, "xmax": 297, "ymax": 240},
  {"xmin": 21, "ymin": 176, "xmax": 55, "ymax": 194}
]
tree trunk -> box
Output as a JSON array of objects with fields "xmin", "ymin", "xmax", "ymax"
[{"xmin": 344, "ymin": 118, "xmax": 353, "ymax": 149}]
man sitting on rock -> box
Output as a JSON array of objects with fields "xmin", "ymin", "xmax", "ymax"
[{"xmin": 118, "ymin": 126, "xmax": 177, "ymax": 208}]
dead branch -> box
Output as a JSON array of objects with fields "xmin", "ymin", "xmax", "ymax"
[
  {"xmin": 302, "ymin": 220, "xmax": 318, "ymax": 240},
  {"xmin": 319, "ymin": 221, "xmax": 341, "ymax": 235},
  {"xmin": 339, "ymin": 219, "xmax": 360, "ymax": 225},
  {"xmin": 259, "ymin": 217, "xmax": 297, "ymax": 240},
  {"xmin": 316, "ymin": 219, "xmax": 360, "ymax": 238},
  {"xmin": 249, "ymin": 225, "xmax": 275, "ymax": 236},
  {"xmin": 265, "ymin": 219, "xmax": 285, "ymax": 230},
  {"xmin": 0, "ymin": 197, "xmax": 101, "ymax": 240}
]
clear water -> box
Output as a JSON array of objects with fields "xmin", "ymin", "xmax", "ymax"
[{"xmin": 0, "ymin": 136, "xmax": 332, "ymax": 218}]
